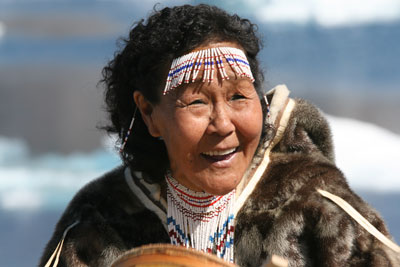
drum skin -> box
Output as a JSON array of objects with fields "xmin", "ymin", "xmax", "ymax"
[{"xmin": 111, "ymin": 244, "xmax": 237, "ymax": 267}]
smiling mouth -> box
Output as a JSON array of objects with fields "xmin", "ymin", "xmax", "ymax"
[{"xmin": 201, "ymin": 147, "xmax": 238, "ymax": 162}]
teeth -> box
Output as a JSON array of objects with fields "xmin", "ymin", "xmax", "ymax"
[{"xmin": 202, "ymin": 148, "xmax": 236, "ymax": 156}]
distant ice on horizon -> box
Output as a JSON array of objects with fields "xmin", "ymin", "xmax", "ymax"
[
  {"xmin": 0, "ymin": 21, "xmax": 5, "ymax": 39},
  {"xmin": 0, "ymin": 115, "xmax": 399, "ymax": 211},
  {"xmin": 328, "ymin": 115, "xmax": 400, "ymax": 192},
  {"xmin": 246, "ymin": 0, "xmax": 400, "ymax": 27}
]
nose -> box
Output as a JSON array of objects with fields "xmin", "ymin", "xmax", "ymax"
[{"xmin": 206, "ymin": 103, "xmax": 235, "ymax": 136}]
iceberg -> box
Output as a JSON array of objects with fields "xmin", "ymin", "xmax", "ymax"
[{"xmin": 0, "ymin": 136, "xmax": 121, "ymax": 211}]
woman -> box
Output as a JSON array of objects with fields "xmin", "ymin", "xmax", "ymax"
[{"xmin": 40, "ymin": 4, "xmax": 399, "ymax": 267}]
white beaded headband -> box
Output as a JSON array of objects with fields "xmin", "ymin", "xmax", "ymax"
[{"xmin": 163, "ymin": 46, "xmax": 255, "ymax": 95}]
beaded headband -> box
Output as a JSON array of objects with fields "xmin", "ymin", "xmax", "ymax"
[{"xmin": 163, "ymin": 46, "xmax": 255, "ymax": 95}]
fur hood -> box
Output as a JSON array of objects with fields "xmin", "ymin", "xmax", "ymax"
[
  {"xmin": 39, "ymin": 85, "xmax": 399, "ymax": 267},
  {"xmin": 235, "ymin": 91, "xmax": 399, "ymax": 266}
]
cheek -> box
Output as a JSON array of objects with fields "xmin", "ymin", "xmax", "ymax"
[
  {"xmin": 174, "ymin": 113, "xmax": 207, "ymax": 142},
  {"xmin": 162, "ymin": 113, "xmax": 207, "ymax": 160},
  {"xmin": 237, "ymin": 101, "xmax": 263, "ymax": 144}
]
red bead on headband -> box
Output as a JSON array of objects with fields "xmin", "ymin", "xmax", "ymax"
[{"xmin": 163, "ymin": 47, "xmax": 254, "ymax": 95}]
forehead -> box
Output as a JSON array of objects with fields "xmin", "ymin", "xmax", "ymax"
[
  {"xmin": 163, "ymin": 42, "xmax": 254, "ymax": 95},
  {"xmin": 175, "ymin": 74, "xmax": 254, "ymax": 98}
]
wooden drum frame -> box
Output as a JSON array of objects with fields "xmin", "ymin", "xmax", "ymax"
[{"xmin": 111, "ymin": 244, "xmax": 237, "ymax": 267}]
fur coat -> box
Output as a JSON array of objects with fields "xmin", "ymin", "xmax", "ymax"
[{"xmin": 39, "ymin": 86, "xmax": 399, "ymax": 267}]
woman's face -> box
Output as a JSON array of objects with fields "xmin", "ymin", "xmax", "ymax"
[{"xmin": 144, "ymin": 42, "xmax": 263, "ymax": 195}]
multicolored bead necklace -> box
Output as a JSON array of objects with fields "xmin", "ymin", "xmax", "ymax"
[{"xmin": 166, "ymin": 173, "xmax": 236, "ymax": 263}]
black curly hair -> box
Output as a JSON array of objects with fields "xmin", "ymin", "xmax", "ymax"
[{"xmin": 101, "ymin": 4, "xmax": 265, "ymax": 180}]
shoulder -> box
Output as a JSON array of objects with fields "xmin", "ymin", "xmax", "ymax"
[
  {"xmin": 64, "ymin": 165, "xmax": 145, "ymax": 219},
  {"xmin": 273, "ymin": 98, "xmax": 335, "ymax": 163},
  {"xmin": 238, "ymin": 159, "xmax": 395, "ymax": 266},
  {"xmin": 266, "ymin": 97, "xmax": 386, "ymax": 230},
  {"xmin": 49, "ymin": 165, "xmax": 147, "ymax": 231},
  {"xmin": 39, "ymin": 166, "xmax": 168, "ymax": 266}
]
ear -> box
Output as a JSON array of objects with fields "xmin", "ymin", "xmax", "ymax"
[{"xmin": 133, "ymin": 91, "xmax": 161, "ymax": 137}]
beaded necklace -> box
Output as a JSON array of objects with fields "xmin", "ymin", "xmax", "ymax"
[{"xmin": 166, "ymin": 173, "xmax": 236, "ymax": 263}]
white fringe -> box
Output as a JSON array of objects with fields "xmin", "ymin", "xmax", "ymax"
[{"xmin": 166, "ymin": 174, "xmax": 235, "ymax": 262}]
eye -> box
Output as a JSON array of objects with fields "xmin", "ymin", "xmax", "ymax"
[
  {"xmin": 231, "ymin": 94, "xmax": 246, "ymax": 101},
  {"xmin": 189, "ymin": 99, "xmax": 205, "ymax": 105}
]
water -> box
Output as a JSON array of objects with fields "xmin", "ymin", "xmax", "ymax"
[{"xmin": 0, "ymin": 209, "xmax": 63, "ymax": 267}]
